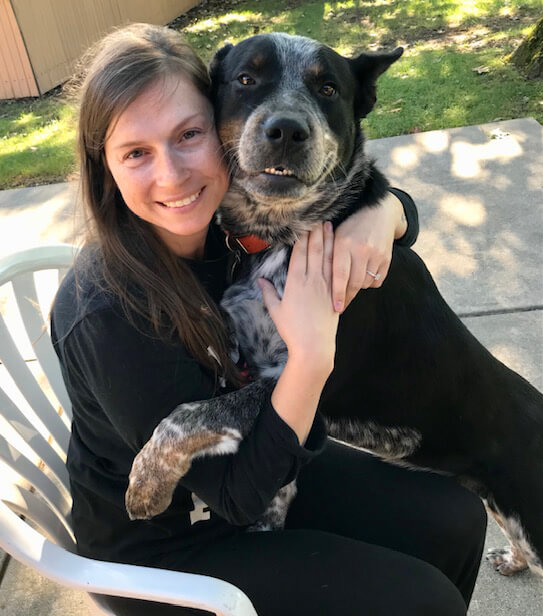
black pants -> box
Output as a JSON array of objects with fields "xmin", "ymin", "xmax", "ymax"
[{"xmin": 106, "ymin": 440, "xmax": 487, "ymax": 615}]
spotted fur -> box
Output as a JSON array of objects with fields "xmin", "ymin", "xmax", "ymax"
[
  {"xmin": 247, "ymin": 481, "xmax": 298, "ymax": 532},
  {"xmin": 487, "ymin": 509, "xmax": 543, "ymax": 577},
  {"xmin": 326, "ymin": 418, "xmax": 422, "ymax": 460}
]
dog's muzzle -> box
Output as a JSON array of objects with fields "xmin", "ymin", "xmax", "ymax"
[{"xmin": 235, "ymin": 108, "xmax": 337, "ymax": 204}]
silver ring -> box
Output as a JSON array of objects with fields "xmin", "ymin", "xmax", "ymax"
[{"xmin": 366, "ymin": 270, "xmax": 381, "ymax": 281}]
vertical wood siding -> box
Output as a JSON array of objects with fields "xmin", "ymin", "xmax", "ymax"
[
  {"xmin": 3, "ymin": 0, "xmax": 199, "ymax": 99},
  {"xmin": 0, "ymin": 0, "xmax": 39, "ymax": 99}
]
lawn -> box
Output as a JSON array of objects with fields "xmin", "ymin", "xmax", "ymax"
[{"xmin": 0, "ymin": 0, "xmax": 541, "ymax": 190}]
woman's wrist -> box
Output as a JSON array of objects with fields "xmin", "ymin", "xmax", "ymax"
[
  {"xmin": 271, "ymin": 354, "xmax": 333, "ymax": 444},
  {"xmin": 383, "ymin": 191, "xmax": 408, "ymax": 240},
  {"xmin": 287, "ymin": 348, "xmax": 335, "ymax": 378}
]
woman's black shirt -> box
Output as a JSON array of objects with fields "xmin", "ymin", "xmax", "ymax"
[{"xmin": 51, "ymin": 191, "xmax": 418, "ymax": 566}]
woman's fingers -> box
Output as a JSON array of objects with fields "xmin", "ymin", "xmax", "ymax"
[
  {"xmin": 257, "ymin": 278, "xmax": 280, "ymax": 315},
  {"xmin": 332, "ymin": 243, "xmax": 356, "ymax": 313},
  {"xmin": 291, "ymin": 223, "xmax": 332, "ymax": 281},
  {"xmin": 322, "ymin": 221, "xmax": 334, "ymax": 283},
  {"xmin": 306, "ymin": 222, "xmax": 324, "ymax": 275},
  {"xmin": 365, "ymin": 256, "xmax": 391, "ymax": 290},
  {"xmin": 289, "ymin": 230, "xmax": 309, "ymax": 277}
]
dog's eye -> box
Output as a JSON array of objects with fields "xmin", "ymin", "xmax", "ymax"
[
  {"xmin": 319, "ymin": 83, "xmax": 337, "ymax": 97},
  {"xmin": 237, "ymin": 74, "xmax": 255, "ymax": 86}
]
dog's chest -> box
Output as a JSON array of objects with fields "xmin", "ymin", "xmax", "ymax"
[{"xmin": 221, "ymin": 247, "xmax": 289, "ymax": 379}]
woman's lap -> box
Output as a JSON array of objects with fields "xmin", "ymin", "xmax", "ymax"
[
  {"xmin": 106, "ymin": 529, "xmax": 466, "ymax": 616},
  {"xmin": 287, "ymin": 439, "xmax": 487, "ymax": 603},
  {"xmin": 104, "ymin": 440, "xmax": 486, "ymax": 615}
]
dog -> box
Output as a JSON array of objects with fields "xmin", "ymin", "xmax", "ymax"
[{"xmin": 125, "ymin": 33, "xmax": 543, "ymax": 577}]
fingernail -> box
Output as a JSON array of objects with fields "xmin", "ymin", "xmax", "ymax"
[
  {"xmin": 325, "ymin": 221, "xmax": 333, "ymax": 232},
  {"xmin": 334, "ymin": 300, "xmax": 344, "ymax": 312}
]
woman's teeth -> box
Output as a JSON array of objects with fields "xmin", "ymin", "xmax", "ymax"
[{"xmin": 162, "ymin": 189, "xmax": 202, "ymax": 208}]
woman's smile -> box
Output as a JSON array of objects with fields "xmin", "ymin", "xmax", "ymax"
[{"xmin": 160, "ymin": 187, "xmax": 204, "ymax": 209}]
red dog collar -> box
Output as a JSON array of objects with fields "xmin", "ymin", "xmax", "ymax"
[{"xmin": 225, "ymin": 233, "xmax": 271, "ymax": 254}]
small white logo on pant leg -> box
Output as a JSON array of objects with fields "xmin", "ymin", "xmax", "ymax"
[{"xmin": 190, "ymin": 493, "xmax": 211, "ymax": 524}]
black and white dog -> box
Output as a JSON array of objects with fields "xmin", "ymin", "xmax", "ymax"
[{"xmin": 125, "ymin": 33, "xmax": 543, "ymax": 577}]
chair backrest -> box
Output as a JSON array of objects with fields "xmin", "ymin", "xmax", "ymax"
[
  {"xmin": 0, "ymin": 245, "xmax": 76, "ymax": 550},
  {"xmin": 0, "ymin": 245, "xmax": 259, "ymax": 616}
]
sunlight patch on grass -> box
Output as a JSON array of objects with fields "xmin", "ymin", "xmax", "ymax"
[
  {"xmin": 270, "ymin": 14, "xmax": 289, "ymax": 27},
  {"xmin": 1, "ymin": 120, "xmax": 74, "ymax": 156},
  {"xmin": 447, "ymin": 1, "xmax": 481, "ymax": 27},
  {"xmin": 324, "ymin": 1, "xmax": 355, "ymax": 12},
  {"xmin": 184, "ymin": 13, "xmax": 257, "ymax": 33},
  {"xmin": 14, "ymin": 112, "xmax": 38, "ymax": 127}
]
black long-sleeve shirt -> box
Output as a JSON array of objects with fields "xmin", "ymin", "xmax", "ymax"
[{"xmin": 51, "ymin": 191, "xmax": 418, "ymax": 567}]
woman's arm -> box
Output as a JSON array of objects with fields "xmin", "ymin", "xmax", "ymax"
[
  {"xmin": 62, "ymin": 311, "xmax": 326, "ymax": 526},
  {"xmin": 332, "ymin": 188, "xmax": 419, "ymax": 311}
]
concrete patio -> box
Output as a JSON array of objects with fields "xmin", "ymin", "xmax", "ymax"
[{"xmin": 0, "ymin": 117, "xmax": 542, "ymax": 614}]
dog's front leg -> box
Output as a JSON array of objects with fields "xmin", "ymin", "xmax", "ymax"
[{"xmin": 125, "ymin": 378, "xmax": 275, "ymax": 520}]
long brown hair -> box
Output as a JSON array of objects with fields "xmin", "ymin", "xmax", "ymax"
[{"xmin": 73, "ymin": 23, "xmax": 240, "ymax": 386}]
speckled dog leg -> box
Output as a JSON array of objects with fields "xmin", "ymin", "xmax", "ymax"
[
  {"xmin": 486, "ymin": 509, "xmax": 530, "ymax": 576},
  {"xmin": 247, "ymin": 481, "xmax": 298, "ymax": 531},
  {"xmin": 125, "ymin": 379, "xmax": 275, "ymax": 520}
]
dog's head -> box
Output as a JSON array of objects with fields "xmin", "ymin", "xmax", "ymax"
[{"xmin": 210, "ymin": 33, "xmax": 402, "ymax": 241}]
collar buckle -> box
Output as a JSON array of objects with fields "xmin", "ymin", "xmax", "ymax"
[{"xmin": 225, "ymin": 232, "xmax": 271, "ymax": 255}]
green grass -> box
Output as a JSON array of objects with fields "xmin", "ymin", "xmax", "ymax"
[
  {"xmin": 0, "ymin": 96, "xmax": 76, "ymax": 189},
  {"xmin": 1, "ymin": 0, "xmax": 542, "ymax": 189},
  {"xmin": 365, "ymin": 45, "xmax": 543, "ymax": 138}
]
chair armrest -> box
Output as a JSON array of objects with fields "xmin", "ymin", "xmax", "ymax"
[{"xmin": 0, "ymin": 502, "xmax": 257, "ymax": 616}]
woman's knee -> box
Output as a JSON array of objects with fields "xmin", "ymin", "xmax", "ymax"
[
  {"xmin": 441, "ymin": 483, "xmax": 488, "ymax": 551},
  {"xmin": 401, "ymin": 560, "xmax": 467, "ymax": 616}
]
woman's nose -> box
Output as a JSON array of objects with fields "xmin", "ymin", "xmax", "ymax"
[{"xmin": 154, "ymin": 150, "xmax": 190, "ymax": 187}]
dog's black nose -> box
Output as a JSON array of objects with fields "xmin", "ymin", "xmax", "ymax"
[{"xmin": 264, "ymin": 115, "xmax": 309, "ymax": 144}]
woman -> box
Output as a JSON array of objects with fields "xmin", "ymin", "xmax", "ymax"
[{"xmin": 52, "ymin": 23, "xmax": 486, "ymax": 616}]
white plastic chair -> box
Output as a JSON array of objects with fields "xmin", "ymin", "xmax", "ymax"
[{"xmin": 0, "ymin": 245, "xmax": 258, "ymax": 616}]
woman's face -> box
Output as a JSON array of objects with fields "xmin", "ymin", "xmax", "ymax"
[{"xmin": 104, "ymin": 74, "xmax": 229, "ymax": 258}]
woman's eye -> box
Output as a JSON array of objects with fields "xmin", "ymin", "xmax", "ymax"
[
  {"xmin": 237, "ymin": 73, "xmax": 255, "ymax": 86},
  {"xmin": 319, "ymin": 83, "xmax": 337, "ymax": 97},
  {"xmin": 182, "ymin": 129, "xmax": 200, "ymax": 140},
  {"xmin": 126, "ymin": 149, "xmax": 145, "ymax": 160}
]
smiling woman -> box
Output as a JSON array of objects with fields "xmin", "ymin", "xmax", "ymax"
[{"xmin": 104, "ymin": 75, "xmax": 229, "ymax": 258}]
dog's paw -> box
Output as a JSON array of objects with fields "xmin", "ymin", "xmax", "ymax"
[
  {"xmin": 486, "ymin": 547, "xmax": 528, "ymax": 576},
  {"xmin": 125, "ymin": 423, "xmax": 243, "ymax": 520},
  {"xmin": 125, "ymin": 440, "xmax": 191, "ymax": 521}
]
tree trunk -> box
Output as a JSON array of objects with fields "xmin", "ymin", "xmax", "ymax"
[{"xmin": 511, "ymin": 16, "xmax": 543, "ymax": 79}]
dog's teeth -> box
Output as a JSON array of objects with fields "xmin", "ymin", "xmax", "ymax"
[{"xmin": 264, "ymin": 167, "xmax": 294, "ymax": 176}]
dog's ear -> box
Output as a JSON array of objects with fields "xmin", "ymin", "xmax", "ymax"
[
  {"xmin": 209, "ymin": 44, "xmax": 234, "ymax": 104},
  {"xmin": 350, "ymin": 47, "xmax": 403, "ymax": 118},
  {"xmin": 209, "ymin": 44, "xmax": 234, "ymax": 85}
]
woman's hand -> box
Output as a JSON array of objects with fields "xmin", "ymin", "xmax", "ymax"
[
  {"xmin": 258, "ymin": 222, "xmax": 339, "ymax": 371},
  {"xmin": 332, "ymin": 191, "xmax": 407, "ymax": 312},
  {"xmin": 258, "ymin": 222, "xmax": 339, "ymax": 444}
]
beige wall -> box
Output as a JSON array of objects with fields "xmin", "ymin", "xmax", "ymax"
[
  {"xmin": 6, "ymin": 0, "xmax": 200, "ymax": 96},
  {"xmin": 0, "ymin": 0, "xmax": 39, "ymax": 98}
]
